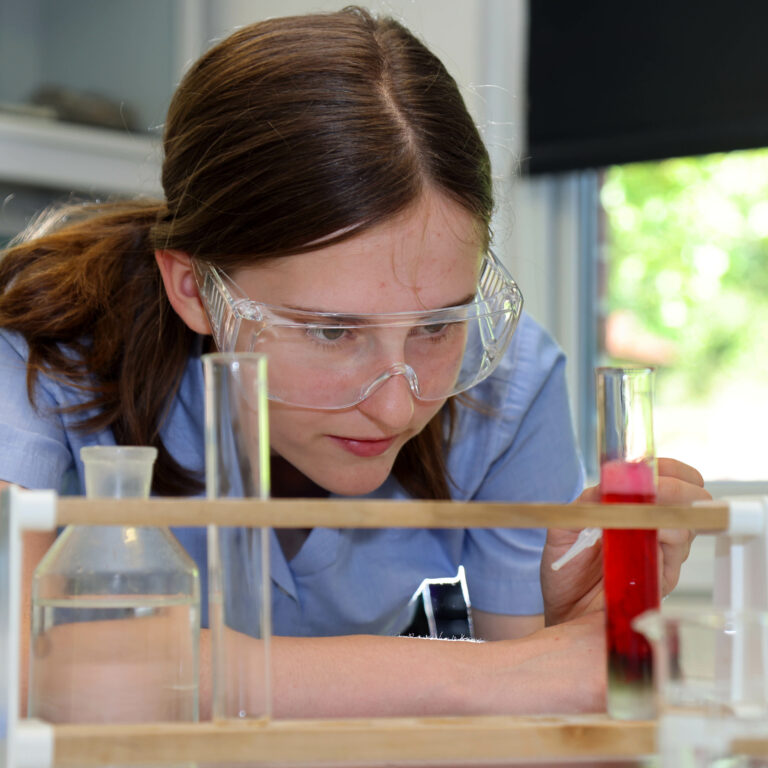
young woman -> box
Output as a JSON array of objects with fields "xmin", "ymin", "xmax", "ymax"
[{"xmin": 0, "ymin": 7, "xmax": 708, "ymax": 717}]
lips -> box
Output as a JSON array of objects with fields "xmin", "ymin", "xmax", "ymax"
[{"xmin": 327, "ymin": 435, "xmax": 398, "ymax": 458}]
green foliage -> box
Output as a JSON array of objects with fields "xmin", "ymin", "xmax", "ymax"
[{"xmin": 601, "ymin": 149, "xmax": 768, "ymax": 399}]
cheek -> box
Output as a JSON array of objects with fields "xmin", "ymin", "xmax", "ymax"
[
  {"xmin": 412, "ymin": 399, "xmax": 447, "ymax": 433},
  {"xmin": 267, "ymin": 405, "xmax": 318, "ymax": 456}
]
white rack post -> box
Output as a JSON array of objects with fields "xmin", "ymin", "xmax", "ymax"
[
  {"xmin": 713, "ymin": 496, "xmax": 768, "ymax": 612},
  {"xmin": 0, "ymin": 487, "xmax": 57, "ymax": 768}
]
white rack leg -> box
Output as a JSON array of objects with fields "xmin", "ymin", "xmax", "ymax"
[
  {"xmin": 714, "ymin": 496, "xmax": 768, "ymax": 612},
  {"xmin": 0, "ymin": 487, "xmax": 56, "ymax": 768},
  {"xmin": 14, "ymin": 722, "xmax": 53, "ymax": 768}
]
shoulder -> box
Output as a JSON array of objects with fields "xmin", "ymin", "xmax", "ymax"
[
  {"xmin": 507, "ymin": 310, "xmax": 565, "ymax": 377},
  {"xmin": 0, "ymin": 329, "xmax": 38, "ymax": 395},
  {"xmin": 459, "ymin": 311, "xmax": 565, "ymax": 425},
  {"xmin": 0, "ymin": 328, "xmax": 93, "ymax": 409},
  {"xmin": 0, "ymin": 330, "xmax": 33, "ymax": 404},
  {"xmin": 447, "ymin": 312, "xmax": 583, "ymax": 501},
  {"xmin": 0, "ymin": 330, "xmax": 80, "ymax": 488},
  {"xmin": 0, "ymin": 327, "xmax": 30, "ymax": 361}
]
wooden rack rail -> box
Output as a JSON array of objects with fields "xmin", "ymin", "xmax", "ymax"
[
  {"xmin": 55, "ymin": 497, "xmax": 731, "ymax": 530},
  {"xmin": 51, "ymin": 715, "xmax": 656, "ymax": 766},
  {"xmin": 732, "ymin": 738, "xmax": 768, "ymax": 758}
]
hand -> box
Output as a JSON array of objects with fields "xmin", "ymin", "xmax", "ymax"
[{"xmin": 541, "ymin": 458, "xmax": 711, "ymax": 626}]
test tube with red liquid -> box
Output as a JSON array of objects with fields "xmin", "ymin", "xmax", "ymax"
[{"xmin": 597, "ymin": 366, "xmax": 660, "ymax": 720}]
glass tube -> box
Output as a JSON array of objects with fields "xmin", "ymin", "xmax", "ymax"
[
  {"xmin": 597, "ymin": 366, "xmax": 659, "ymax": 720},
  {"xmin": 203, "ymin": 353, "xmax": 271, "ymax": 721}
]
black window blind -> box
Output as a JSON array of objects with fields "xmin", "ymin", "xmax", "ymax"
[{"xmin": 526, "ymin": 0, "xmax": 768, "ymax": 174}]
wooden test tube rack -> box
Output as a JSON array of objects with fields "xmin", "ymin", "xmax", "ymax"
[{"xmin": 5, "ymin": 494, "xmax": 743, "ymax": 766}]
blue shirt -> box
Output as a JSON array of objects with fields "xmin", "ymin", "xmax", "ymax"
[{"xmin": 0, "ymin": 312, "xmax": 584, "ymax": 635}]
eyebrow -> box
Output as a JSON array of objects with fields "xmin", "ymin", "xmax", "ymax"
[{"xmin": 280, "ymin": 293, "xmax": 477, "ymax": 320}]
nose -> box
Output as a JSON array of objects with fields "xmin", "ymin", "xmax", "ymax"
[{"xmin": 356, "ymin": 371, "xmax": 415, "ymax": 431}]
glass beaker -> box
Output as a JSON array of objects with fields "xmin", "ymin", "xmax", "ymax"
[
  {"xmin": 635, "ymin": 608, "xmax": 768, "ymax": 767},
  {"xmin": 597, "ymin": 366, "xmax": 660, "ymax": 719},
  {"xmin": 28, "ymin": 446, "xmax": 200, "ymax": 723},
  {"xmin": 203, "ymin": 353, "xmax": 271, "ymax": 721}
]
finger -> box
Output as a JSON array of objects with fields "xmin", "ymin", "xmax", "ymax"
[
  {"xmin": 657, "ymin": 457, "xmax": 705, "ymax": 488},
  {"xmin": 658, "ymin": 528, "xmax": 695, "ymax": 594},
  {"xmin": 659, "ymin": 542, "xmax": 689, "ymax": 595},
  {"xmin": 656, "ymin": 475, "xmax": 712, "ymax": 504},
  {"xmin": 659, "ymin": 528, "xmax": 694, "ymax": 568},
  {"xmin": 577, "ymin": 485, "xmax": 601, "ymax": 503},
  {"xmin": 658, "ymin": 527, "xmax": 695, "ymax": 550}
]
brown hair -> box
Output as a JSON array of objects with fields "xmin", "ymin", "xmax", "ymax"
[{"xmin": 0, "ymin": 6, "xmax": 492, "ymax": 498}]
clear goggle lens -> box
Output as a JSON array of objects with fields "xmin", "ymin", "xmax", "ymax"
[{"xmin": 193, "ymin": 250, "xmax": 523, "ymax": 410}]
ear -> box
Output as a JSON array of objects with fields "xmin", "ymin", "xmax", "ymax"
[{"xmin": 155, "ymin": 249, "xmax": 211, "ymax": 335}]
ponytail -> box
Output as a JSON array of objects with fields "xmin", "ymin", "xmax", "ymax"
[{"xmin": 0, "ymin": 201, "xmax": 203, "ymax": 496}]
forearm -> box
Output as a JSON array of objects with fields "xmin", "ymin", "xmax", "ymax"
[
  {"xmin": 199, "ymin": 629, "xmax": 482, "ymax": 719},
  {"xmin": 272, "ymin": 634, "xmax": 484, "ymax": 718},
  {"xmin": 201, "ymin": 616, "xmax": 606, "ymax": 720}
]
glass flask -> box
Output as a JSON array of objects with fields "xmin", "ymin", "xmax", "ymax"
[
  {"xmin": 597, "ymin": 366, "xmax": 660, "ymax": 720},
  {"xmin": 203, "ymin": 352, "xmax": 271, "ymax": 721},
  {"xmin": 28, "ymin": 446, "xmax": 200, "ymax": 723}
]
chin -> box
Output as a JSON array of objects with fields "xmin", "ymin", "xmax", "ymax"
[
  {"xmin": 323, "ymin": 474, "xmax": 390, "ymax": 497},
  {"xmin": 311, "ymin": 461, "xmax": 395, "ymax": 498}
]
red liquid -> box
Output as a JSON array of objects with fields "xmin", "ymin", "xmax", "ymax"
[{"xmin": 602, "ymin": 491, "xmax": 660, "ymax": 698}]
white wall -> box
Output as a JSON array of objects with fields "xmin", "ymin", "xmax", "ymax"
[{"xmin": 207, "ymin": 1, "xmax": 486, "ymax": 122}]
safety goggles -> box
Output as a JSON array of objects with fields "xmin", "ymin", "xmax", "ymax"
[{"xmin": 192, "ymin": 250, "xmax": 523, "ymax": 410}]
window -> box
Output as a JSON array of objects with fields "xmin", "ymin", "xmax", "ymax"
[
  {"xmin": 599, "ymin": 150, "xmax": 768, "ymax": 483},
  {"xmin": 521, "ymin": 0, "xmax": 768, "ymax": 491}
]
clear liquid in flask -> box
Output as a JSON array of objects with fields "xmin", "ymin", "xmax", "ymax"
[{"xmin": 29, "ymin": 593, "xmax": 199, "ymax": 723}]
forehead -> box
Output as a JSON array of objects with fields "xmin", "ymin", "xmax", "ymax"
[{"xmin": 233, "ymin": 192, "xmax": 484, "ymax": 313}]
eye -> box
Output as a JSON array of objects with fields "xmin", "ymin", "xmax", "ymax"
[
  {"xmin": 414, "ymin": 320, "xmax": 456, "ymax": 338},
  {"xmin": 307, "ymin": 325, "xmax": 347, "ymax": 342}
]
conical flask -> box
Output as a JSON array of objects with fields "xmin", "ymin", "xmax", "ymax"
[{"xmin": 28, "ymin": 446, "xmax": 200, "ymax": 723}]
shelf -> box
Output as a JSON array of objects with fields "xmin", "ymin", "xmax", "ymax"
[{"xmin": 0, "ymin": 113, "xmax": 162, "ymax": 197}]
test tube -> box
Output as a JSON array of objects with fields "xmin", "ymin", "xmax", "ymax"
[
  {"xmin": 597, "ymin": 366, "xmax": 659, "ymax": 720},
  {"xmin": 203, "ymin": 352, "xmax": 271, "ymax": 721}
]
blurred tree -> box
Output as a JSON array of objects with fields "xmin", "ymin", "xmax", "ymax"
[{"xmin": 601, "ymin": 149, "xmax": 768, "ymax": 400}]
